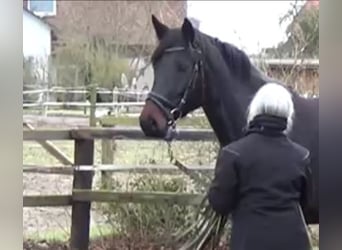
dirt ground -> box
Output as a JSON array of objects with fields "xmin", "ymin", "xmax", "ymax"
[
  {"xmin": 23, "ymin": 237, "xmax": 231, "ymax": 250},
  {"xmin": 23, "ymin": 172, "xmax": 109, "ymax": 236}
]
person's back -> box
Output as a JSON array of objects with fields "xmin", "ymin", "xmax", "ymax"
[
  {"xmin": 207, "ymin": 83, "xmax": 312, "ymax": 250},
  {"xmin": 226, "ymin": 131, "xmax": 310, "ymax": 250}
]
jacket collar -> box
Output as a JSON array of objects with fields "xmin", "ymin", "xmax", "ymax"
[{"xmin": 244, "ymin": 114, "xmax": 287, "ymax": 137}]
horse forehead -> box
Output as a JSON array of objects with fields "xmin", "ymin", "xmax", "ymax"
[
  {"xmin": 163, "ymin": 29, "xmax": 185, "ymax": 44},
  {"xmin": 152, "ymin": 46, "xmax": 185, "ymax": 65},
  {"xmin": 153, "ymin": 31, "xmax": 186, "ymax": 57}
]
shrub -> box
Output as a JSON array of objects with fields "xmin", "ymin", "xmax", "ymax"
[
  {"xmin": 52, "ymin": 37, "xmax": 132, "ymax": 89},
  {"xmin": 98, "ymin": 174, "xmax": 198, "ymax": 246}
]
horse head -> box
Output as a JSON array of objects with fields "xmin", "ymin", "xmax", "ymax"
[{"xmin": 139, "ymin": 15, "xmax": 204, "ymax": 140}]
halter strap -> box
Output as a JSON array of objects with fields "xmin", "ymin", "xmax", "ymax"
[{"xmin": 164, "ymin": 46, "xmax": 186, "ymax": 53}]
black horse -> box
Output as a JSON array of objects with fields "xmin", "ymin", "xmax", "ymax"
[{"xmin": 139, "ymin": 16, "xmax": 318, "ymax": 225}]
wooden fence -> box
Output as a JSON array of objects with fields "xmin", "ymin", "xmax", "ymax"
[
  {"xmin": 23, "ymin": 87, "xmax": 205, "ymax": 119},
  {"xmin": 23, "ymin": 87, "xmax": 148, "ymax": 117},
  {"xmin": 23, "ymin": 126, "xmax": 217, "ymax": 249},
  {"xmin": 23, "ymin": 84, "xmax": 318, "ymax": 117}
]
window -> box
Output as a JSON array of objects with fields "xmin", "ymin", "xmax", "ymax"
[{"xmin": 27, "ymin": 0, "xmax": 56, "ymax": 16}]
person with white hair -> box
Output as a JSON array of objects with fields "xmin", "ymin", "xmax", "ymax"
[
  {"xmin": 246, "ymin": 82, "xmax": 295, "ymax": 134},
  {"xmin": 207, "ymin": 83, "xmax": 313, "ymax": 250}
]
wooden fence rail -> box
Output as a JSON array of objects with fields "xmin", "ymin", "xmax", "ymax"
[
  {"xmin": 23, "ymin": 87, "xmax": 149, "ymax": 117},
  {"xmin": 23, "ymin": 87, "xmax": 149, "ymax": 95},
  {"xmin": 23, "ymin": 127, "xmax": 215, "ymax": 141},
  {"xmin": 23, "ymin": 86, "xmax": 316, "ymax": 118},
  {"xmin": 23, "ymin": 127, "xmax": 217, "ymax": 250},
  {"xmin": 24, "ymin": 191, "xmax": 205, "ymax": 207},
  {"xmin": 23, "ymin": 101, "xmax": 146, "ymax": 108},
  {"xmin": 23, "ymin": 122, "xmax": 73, "ymax": 165},
  {"xmin": 23, "ymin": 164, "xmax": 215, "ymax": 175}
]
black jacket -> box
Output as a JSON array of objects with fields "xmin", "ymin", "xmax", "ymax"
[{"xmin": 208, "ymin": 115, "xmax": 312, "ymax": 250}]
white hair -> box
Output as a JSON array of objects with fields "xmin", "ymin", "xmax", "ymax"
[{"xmin": 247, "ymin": 82, "xmax": 295, "ymax": 134}]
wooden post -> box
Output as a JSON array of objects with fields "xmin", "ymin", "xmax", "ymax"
[
  {"xmin": 70, "ymin": 139, "xmax": 94, "ymax": 250},
  {"xmin": 39, "ymin": 89, "xmax": 45, "ymax": 116},
  {"xmin": 101, "ymin": 135, "xmax": 115, "ymax": 188},
  {"xmin": 44, "ymin": 88, "xmax": 49, "ymax": 116},
  {"xmin": 89, "ymin": 84, "xmax": 97, "ymax": 127},
  {"xmin": 113, "ymin": 86, "xmax": 118, "ymax": 116},
  {"xmin": 100, "ymin": 140, "xmax": 113, "ymax": 188}
]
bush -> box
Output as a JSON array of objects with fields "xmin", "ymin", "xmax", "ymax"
[
  {"xmin": 98, "ymin": 174, "xmax": 198, "ymax": 246},
  {"xmin": 52, "ymin": 37, "xmax": 132, "ymax": 89}
]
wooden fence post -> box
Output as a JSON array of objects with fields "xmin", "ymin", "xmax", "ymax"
[
  {"xmin": 70, "ymin": 139, "xmax": 94, "ymax": 250},
  {"xmin": 89, "ymin": 84, "xmax": 97, "ymax": 127},
  {"xmin": 43, "ymin": 88, "xmax": 49, "ymax": 116},
  {"xmin": 39, "ymin": 89, "xmax": 46, "ymax": 116},
  {"xmin": 100, "ymin": 121, "xmax": 115, "ymax": 188},
  {"xmin": 101, "ymin": 138, "xmax": 114, "ymax": 188},
  {"xmin": 113, "ymin": 87, "xmax": 118, "ymax": 116}
]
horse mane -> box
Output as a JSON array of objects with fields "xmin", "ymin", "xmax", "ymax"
[
  {"xmin": 198, "ymin": 32, "xmax": 307, "ymax": 97},
  {"xmin": 217, "ymin": 40, "xmax": 252, "ymax": 80},
  {"xmin": 198, "ymin": 32, "xmax": 252, "ymax": 81}
]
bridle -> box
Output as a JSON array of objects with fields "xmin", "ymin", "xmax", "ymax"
[{"xmin": 146, "ymin": 43, "xmax": 205, "ymax": 141}]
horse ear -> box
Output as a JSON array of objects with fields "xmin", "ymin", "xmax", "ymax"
[
  {"xmin": 151, "ymin": 14, "xmax": 169, "ymax": 40},
  {"xmin": 181, "ymin": 18, "xmax": 195, "ymax": 44}
]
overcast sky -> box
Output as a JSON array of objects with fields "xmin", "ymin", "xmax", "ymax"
[{"xmin": 187, "ymin": 1, "xmax": 304, "ymax": 55}]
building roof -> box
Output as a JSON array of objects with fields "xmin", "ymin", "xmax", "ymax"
[{"xmin": 23, "ymin": 7, "xmax": 52, "ymax": 29}]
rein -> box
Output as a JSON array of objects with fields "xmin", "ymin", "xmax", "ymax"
[{"xmin": 167, "ymin": 141, "xmax": 209, "ymax": 188}]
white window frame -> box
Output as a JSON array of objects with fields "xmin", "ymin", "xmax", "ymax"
[{"xmin": 27, "ymin": 0, "xmax": 57, "ymax": 17}]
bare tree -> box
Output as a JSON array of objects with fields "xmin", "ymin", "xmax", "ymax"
[
  {"xmin": 50, "ymin": 1, "xmax": 186, "ymax": 90},
  {"xmin": 258, "ymin": 1, "xmax": 319, "ymax": 96}
]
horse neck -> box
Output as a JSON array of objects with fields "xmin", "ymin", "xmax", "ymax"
[{"xmin": 201, "ymin": 57, "xmax": 271, "ymax": 146}]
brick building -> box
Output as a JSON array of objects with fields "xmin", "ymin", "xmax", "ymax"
[
  {"xmin": 23, "ymin": 0, "xmax": 187, "ymax": 90},
  {"xmin": 23, "ymin": 0, "xmax": 187, "ymax": 56}
]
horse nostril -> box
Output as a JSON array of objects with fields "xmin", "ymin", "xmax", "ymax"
[
  {"xmin": 149, "ymin": 117, "xmax": 158, "ymax": 131},
  {"xmin": 139, "ymin": 115, "xmax": 159, "ymax": 135}
]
